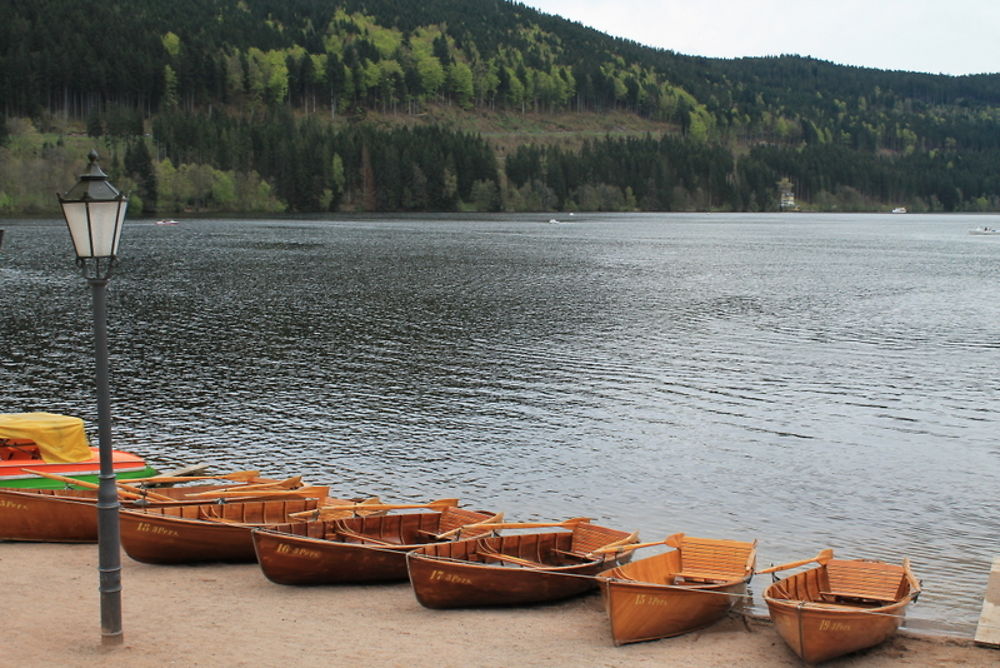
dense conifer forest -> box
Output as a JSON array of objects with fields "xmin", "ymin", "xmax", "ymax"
[{"xmin": 2, "ymin": 0, "xmax": 1000, "ymax": 214}]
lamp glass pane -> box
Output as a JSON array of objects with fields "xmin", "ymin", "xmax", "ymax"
[
  {"xmin": 61, "ymin": 201, "xmax": 95, "ymax": 258},
  {"xmin": 88, "ymin": 199, "xmax": 127, "ymax": 256}
]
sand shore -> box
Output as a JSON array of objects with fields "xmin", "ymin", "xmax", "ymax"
[{"xmin": 4, "ymin": 542, "xmax": 995, "ymax": 667}]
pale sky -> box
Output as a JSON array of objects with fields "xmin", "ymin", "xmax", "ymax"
[{"xmin": 521, "ymin": 1, "xmax": 1000, "ymax": 76}]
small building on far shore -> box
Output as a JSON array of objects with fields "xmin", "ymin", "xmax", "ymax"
[{"xmin": 777, "ymin": 177, "xmax": 797, "ymax": 211}]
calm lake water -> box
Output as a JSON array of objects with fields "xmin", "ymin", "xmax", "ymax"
[{"xmin": 2, "ymin": 212, "xmax": 998, "ymax": 635}]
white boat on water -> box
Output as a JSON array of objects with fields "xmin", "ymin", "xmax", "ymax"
[
  {"xmin": 891, "ymin": 207, "xmax": 907, "ymax": 214},
  {"xmin": 155, "ymin": 219, "xmax": 179, "ymax": 226},
  {"xmin": 969, "ymin": 226, "xmax": 1000, "ymax": 235}
]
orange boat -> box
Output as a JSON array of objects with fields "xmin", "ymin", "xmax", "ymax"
[
  {"xmin": 407, "ymin": 519, "xmax": 638, "ymax": 609},
  {"xmin": 118, "ymin": 491, "xmax": 414, "ymax": 564},
  {"xmin": 0, "ymin": 412, "xmax": 156, "ymax": 488},
  {"xmin": 253, "ymin": 506, "xmax": 501, "ymax": 585},
  {"xmin": 760, "ymin": 550, "xmax": 921, "ymax": 664},
  {"xmin": 119, "ymin": 496, "xmax": 324, "ymax": 564},
  {"xmin": 0, "ymin": 474, "xmax": 301, "ymax": 543},
  {"xmin": 598, "ymin": 533, "xmax": 757, "ymax": 645}
]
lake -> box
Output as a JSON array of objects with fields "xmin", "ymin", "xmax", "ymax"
[{"xmin": 2, "ymin": 212, "xmax": 998, "ymax": 635}]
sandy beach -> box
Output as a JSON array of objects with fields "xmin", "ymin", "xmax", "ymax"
[{"xmin": 4, "ymin": 541, "xmax": 995, "ymax": 667}]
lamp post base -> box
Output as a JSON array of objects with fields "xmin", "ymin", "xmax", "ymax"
[{"xmin": 101, "ymin": 632, "xmax": 124, "ymax": 646}]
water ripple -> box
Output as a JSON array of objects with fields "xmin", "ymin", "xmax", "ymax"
[{"xmin": 3, "ymin": 215, "xmax": 998, "ymax": 634}]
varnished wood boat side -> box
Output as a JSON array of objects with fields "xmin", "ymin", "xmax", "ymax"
[
  {"xmin": 407, "ymin": 524, "xmax": 636, "ymax": 609},
  {"xmin": 119, "ymin": 498, "xmax": 318, "ymax": 564},
  {"xmin": 763, "ymin": 559, "xmax": 918, "ymax": 664},
  {"xmin": 0, "ymin": 488, "xmax": 102, "ymax": 542},
  {"xmin": 597, "ymin": 536, "xmax": 756, "ymax": 645},
  {"xmin": 0, "ymin": 484, "xmax": 253, "ymax": 543},
  {"xmin": 253, "ymin": 509, "xmax": 496, "ymax": 585}
]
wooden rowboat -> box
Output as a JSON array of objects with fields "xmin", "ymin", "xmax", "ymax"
[
  {"xmin": 119, "ymin": 496, "xmax": 324, "ymax": 564},
  {"xmin": 253, "ymin": 507, "xmax": 500, "ymax": 585},
  {"xmin": 118, "ymin": 493, "xmax": 440, "ymax": 564},
  {"xmin": 0, "ymin": 474, "xmax": 300, "ymax": 543},
  {"xmin": 761, "ymin": 550, "xmax": 921, "ymax": 664},
  {"xmin": 0, "ymin": 412, "xmax": 157, "ymax": 488},
  {"xmin": 0, "ymin": 484, "xmax": 249, "ymax": 542},
  {"xmin": 598, "ymin": 532, "xmax": 757, "ymax": 645},
  {"xmin": 407, "ymin": 519, "xmax": 638, "ymax": 609}
]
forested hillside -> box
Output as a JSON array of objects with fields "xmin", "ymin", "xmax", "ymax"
[{"xmin": 2, "ymin": 0, "xmax": 1000, "ymax": 214}]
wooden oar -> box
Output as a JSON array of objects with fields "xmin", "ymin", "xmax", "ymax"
[
  {"xmin": 589, "ymin": 534, "xmax": 671, "ymax": 555},
  {"xmin": 421, "ymin": 511, "xmax": 505, "ymax": 541},
  {"xmin": 22, "ymin": 469, "xmax": 175, "ymax": 503},
  {"xmin": 436, "ymin": 516, "xmax": 593, "ymax": 540},
  {"xmin": 477, "ymin": 549, "xmax": 550, "ymax": 569},
  {"xmin": 318, "ymin": 498, "xmax": 460, "ymax": 513},
  {"xmin": 902, "ymin": 557, "xmax": 922, "ymax": 597},
  {"xmin": 756, "ymin": 548, "xmax": 834, "ymax": 574},
  {"xmin": 185, "ymin": 485, "xmax": 330, "ymax": 501},
  {"xmin": 226, "ymin": 476, "xmax": 303, "ymax": 491},
  {"xmin": 584, "ymin": 530, "xmax": 640, "ymax": 557},
  {"xmin": 197, "ymin": 515, "xmax": 284, "ymax": 527},
  {"xmin": 184, "ymin": 477, "xmax": 305, "ymax": 497},
  {"xmin": 293, "ymin": 498, "xmax": 460, "ymax": 521},
  {"xmin": 335, "ymin": 527, "xmax": 399, "ymax": 547},
  {"xmin": 287, "ymin": 497, "xmax": 384, "ymax": 521},
  {"xmin": 126, "ymin": 470, "xmax": 266, "ymax": 484}
]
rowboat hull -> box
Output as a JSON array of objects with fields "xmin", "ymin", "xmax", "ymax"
[
  {"xmin": 254, "ymin": 525, "xmax": 410, "ymax": 584},
  {"xmin": 763, "ymin": 559, "xmax": 917, "ymax": 663},
  {"xmin": 407, "ymin": 526, "xmax": 635, "ymax": 609},
  {"xmin": 120, "ymin": 498, "xmax": 319, "ymax": 564},
  {"xmin": 601, "ymin": 578, "xmax": 747, "ymax": 644},
  {"xmin": 597, "ymin": 535, "xmax": 757, "ymax": 645},
  {"xmin": 0, "ymin": 447, "xmax": 157, "ymax": 488},
  {"xmin": 0, "ymin": 488, "xmax": 101, "ymax": 542},
  {"xmin": 766, "ymin": 598, "xmax": 909, "ymax": 664},
  {"xmin": 0, "ymin": 484, "xmax": 243, "ymax": 542},
  {"xmin": 598, "ymin": 551, "xmax": 749, "ymax": 645},
  {"xmin": 254, "ymin": 509, "xmax": 497, "ymax": 585}
]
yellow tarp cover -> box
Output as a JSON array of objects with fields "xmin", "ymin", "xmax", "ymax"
[{"xmin": 0, "ymin": 412, "xmax": 92, "ymax": 463}]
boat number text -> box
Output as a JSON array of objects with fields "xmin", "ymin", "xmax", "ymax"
[
  {"xmin": 275, "ymin": 543, "xmax": 321, "ymax": 559},
  {"xmin": 136, "ymin": 522, "xmax": 181, "ymax": 538},
  {"xmin": 429, "ymin": 570, "xmax": 473, "ymax": 585},
  {"xmin": 0, "ymin": 498, "xmax": 28, "ymax": 511},
  {"xmin": 818, "ymin": 620, "xmax": 852, "ymax": 632},
  {"xmin": 632, "ymin": 594, "xmax": 672, "ymax": 607}
]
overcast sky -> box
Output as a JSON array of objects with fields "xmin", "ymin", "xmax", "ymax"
[{"xmin": 520, "ymin": 0, "xmax": 1000, "ymax": 76}]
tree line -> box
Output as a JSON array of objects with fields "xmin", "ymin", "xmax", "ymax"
[{"xmin": 3, "ymin": 0, "xmax": 1000, "ymax": 213}]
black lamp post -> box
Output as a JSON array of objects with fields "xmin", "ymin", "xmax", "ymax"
[{"xmin": 58, "ymin": 149, "xmax": 128, "ymax": 645}]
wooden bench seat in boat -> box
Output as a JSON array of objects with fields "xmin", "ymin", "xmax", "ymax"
[
  {"xmin": 672, "ymin": 534, "xmax": 757, "ymax": 584},
  {"xmin": 819, "ymin": 559, "xmax": 905, "ymax": 604}
]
